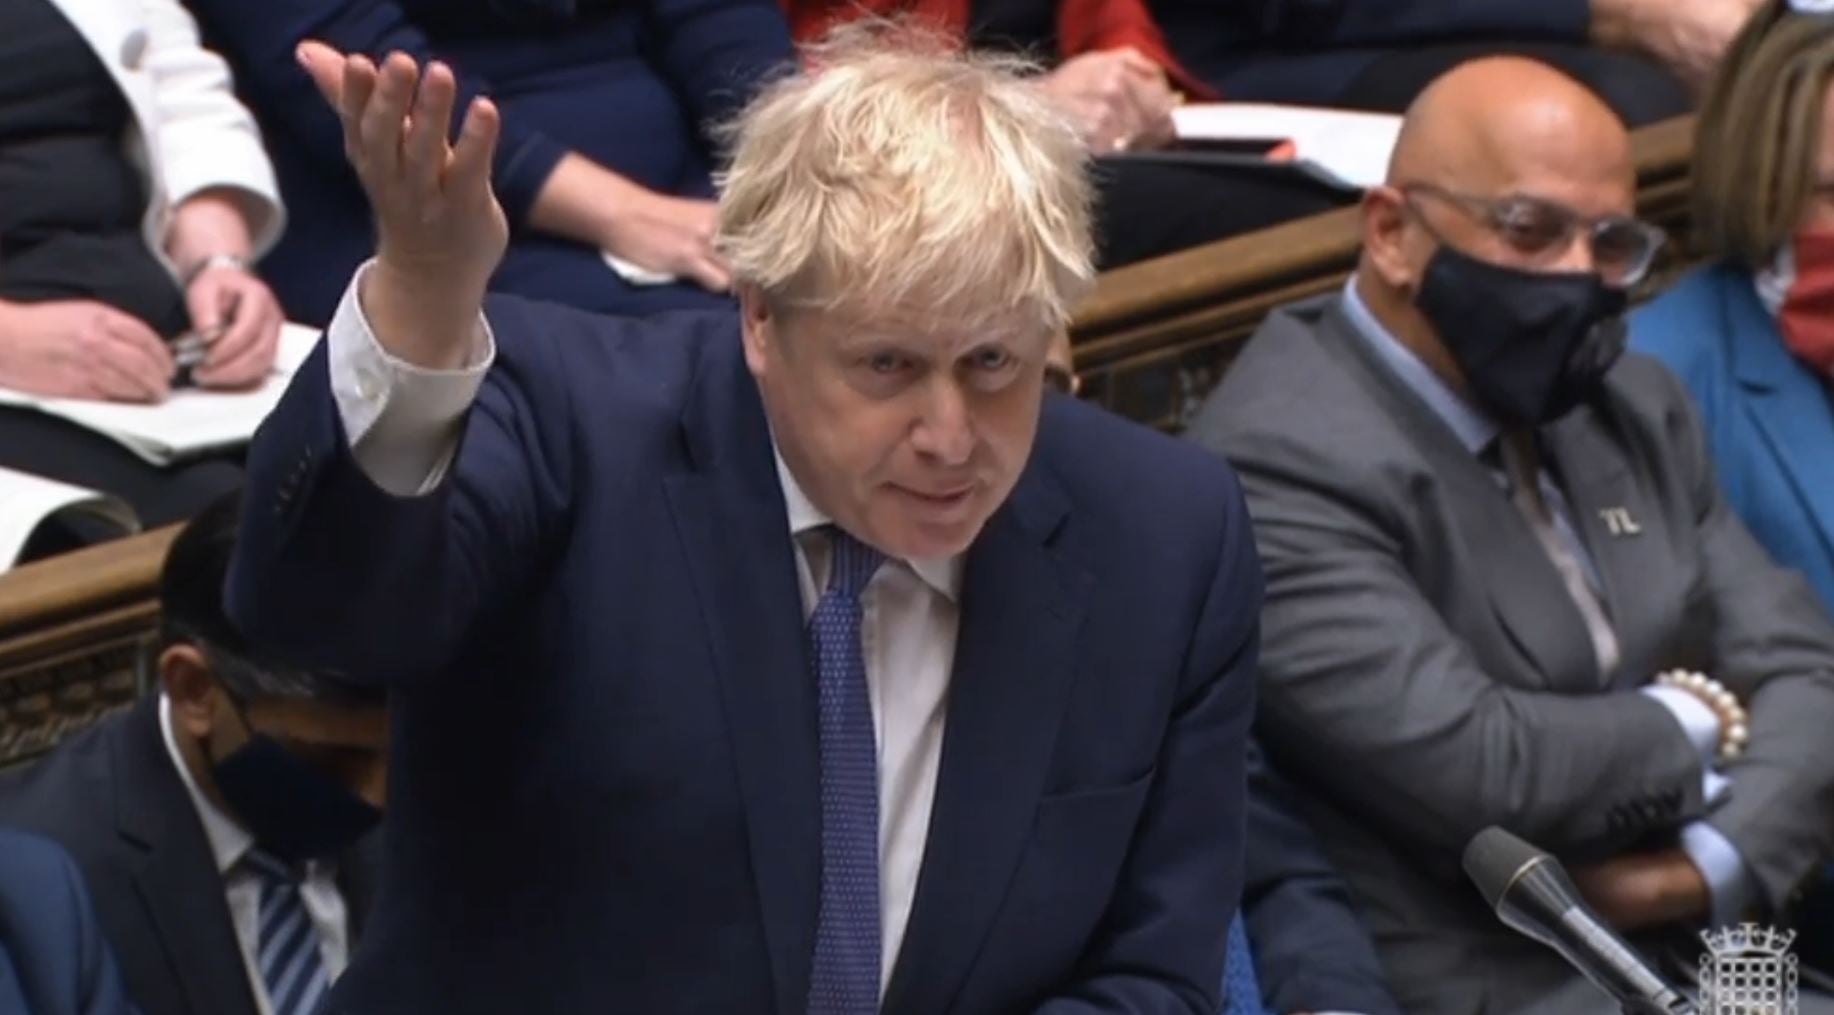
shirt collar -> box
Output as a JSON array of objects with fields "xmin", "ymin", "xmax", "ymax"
[
  {"xmin": 158, "ymin": 694, "xmax": 252, "ymax": 877},
  {"xmin": 1340, "ymin": 276, "xmax": 1500, "ymax": 456},
  {"xmin": 772, "ymin": 447, "xmax": 963, "ymax": 602}
]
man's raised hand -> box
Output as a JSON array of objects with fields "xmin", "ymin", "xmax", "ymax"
[{"xmin": 297, "ymin": 43, "xmax": 507, "ymax": 368}]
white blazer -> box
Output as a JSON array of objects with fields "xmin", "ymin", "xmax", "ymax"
[{"xmin": 45, "ymin": 0, "xmax": 284, "ymax": 278}]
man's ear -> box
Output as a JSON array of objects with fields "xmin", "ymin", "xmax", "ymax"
[
  {"xmin": 159, "ymin": 644, "xmax": 220, "ymax": 740},
  {"xmin": 1361, "ymin": 185, "xmax": 1422, "ymax": 295},
  {"xmin": 737, "ymin": 284, "xmax": 773, "ymax": 377}
]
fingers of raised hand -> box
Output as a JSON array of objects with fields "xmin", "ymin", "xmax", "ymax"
[
  {"xmin": 358, "ymin": 52, "xmax": 420, "ymax": 180},
  {"xmin": 297, "ymin": 41, "xmax": 350, "ymax": 108},
  {"xmin": 449, "ymin": 95, "xmax": 501, "ymax": 199},
  {"xmin": 404, "ymin": 61, "xmax": 458, "ymax": 196}
]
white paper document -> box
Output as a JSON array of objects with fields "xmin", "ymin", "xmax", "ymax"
[
  {"xmin": 1168, "ymin": 103, "xmax": 1404, "ymax": 191},
  {"xmin": 0, "ymin": 323, "xmax": 322, "ymax": 467},
  {"xmin": 0, "ymin": 466, "xmax": 139, "ymax": 570},
  {"xmin": 603, "ymin": 250, "xmax": 678, "ymax": 286}
]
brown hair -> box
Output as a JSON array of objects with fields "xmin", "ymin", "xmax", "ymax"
[{"xmin": 1694, "ymin": 0, "xmax": 1834, "ymax": 267}]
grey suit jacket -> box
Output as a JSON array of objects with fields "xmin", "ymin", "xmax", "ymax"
[{"xmin": 1188, "ymin": 293, "xmax": 1834, "ymax": 1015}]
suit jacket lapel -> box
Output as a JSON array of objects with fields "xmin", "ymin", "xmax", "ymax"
[
  {"xmin": 112, "ymin": 700, "xmax": 262, "ymax": 1015},
  {"xmin": 1321, "ymin": 304, "xmax": 1598, "ymax": 690},
  {"xmin": 663, "ymin": 335, "xmax": 820, "ymax": 1015},
  {"xmin": 337, "ymin": 832, "xmax": 384, "ymax": 944},
  {"xmin": 882, "ymin": 472, "xmax": 1090, "ymax": 1015},
  {"xmin": 1726, "ymin": 280, "xmax": 1834, "ymax": 567}
]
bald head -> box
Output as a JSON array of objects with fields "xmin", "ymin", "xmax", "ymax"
[
  {"xmin": 1355, "ymin": 57, "xmax": 1643, "ymax": 413},
  {"xmin": 1389, "ymin": 57, "xmax": 1633, "ymax": 199}
]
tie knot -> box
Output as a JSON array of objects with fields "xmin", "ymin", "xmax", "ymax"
[
  {"xmin": 240, "ymin": 847, "xmax": 302, "ymax": 885},
  {"xmin": 824, "ymin": 527, "xmax": 885, "ymax": 598}
]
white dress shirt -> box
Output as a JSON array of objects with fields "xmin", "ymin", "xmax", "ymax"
[
  {"xmin": 158, "ymin": 696, "xmax": 351, "ymax": 1015},
  {"xmin": 324, "ymin": 263, "xmax": 963, "ymax": 988}
]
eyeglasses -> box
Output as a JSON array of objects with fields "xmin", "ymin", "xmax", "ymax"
[{"xmin": 1399, "ymin": 182, "xmax": 1667, "ymax": 287}]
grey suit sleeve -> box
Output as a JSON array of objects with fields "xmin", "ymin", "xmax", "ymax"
[
  {"xmin": 1212, "ymin": 432, "xmax": 1704, "ymax": 858},
  {"xmin": 1652, "ymin": 366, "xmax": 1834, "ymax": 914}
]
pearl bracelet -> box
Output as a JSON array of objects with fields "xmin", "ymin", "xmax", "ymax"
[{"xmin": 1655, "ymin": 669, "xmax": 1749, "ymax": 762}]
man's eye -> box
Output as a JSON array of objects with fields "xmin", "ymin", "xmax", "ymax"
[
  {"xmin": 869, "ymin": 353, "xmax": 911, "ymax": 374},
  {"xmin": 972, "ymin": 348, "xmax": 1014, "ymax": 371},
  {"xmin": 1496, "ymin": 206, "xmax": 1568, "ymax": 251}
]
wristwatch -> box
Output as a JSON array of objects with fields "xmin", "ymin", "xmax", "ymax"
[{"xmin": 182, "ymin": 252, "xmax": 250, "ymax": 287}]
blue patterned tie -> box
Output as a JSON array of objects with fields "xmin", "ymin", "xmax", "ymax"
[
  {"xmin": 1222, "ymin": 915, "xmax": 1267, "ymax": 1015},
  {"xmin": 243, "ymin": 848, "xmax": 330, "ymax": 1015},
  {"xmin": 806, "ymin": 527, "xmax": 887, "ymax": 1015}
]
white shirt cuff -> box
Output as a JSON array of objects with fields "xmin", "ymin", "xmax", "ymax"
[
  {"xmin": 327, "ymin": 260, "xmax": 495, "ymax": 496},
  {"xmin": 1641, "ymin": 685, "xmax": 1722, "ymax": 766},
  {"xmin": 1681, "ymin": 820, "xmax": 1755, "ymax": 929}
]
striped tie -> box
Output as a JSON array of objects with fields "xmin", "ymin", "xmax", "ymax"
[
  {"xmin": 806, "ymin": 528, "xmax": 886, "ymax": 1015},
  {"xmin": 243, "ymin": 848, "xmax": 330, "ymax": 1015}
]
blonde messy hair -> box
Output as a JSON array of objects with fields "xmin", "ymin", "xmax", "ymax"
[
  {"xmin": 1694, "ymin": 0, "xmax": 1834, "ymax": 266},
  {"xmin": 714, "ymin": 24, "xmax": 1095, "ymax": 333}
]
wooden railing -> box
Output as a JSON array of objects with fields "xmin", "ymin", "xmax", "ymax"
[
  {"xmin": 0, "ymin": 526, "xmax": 177, "ymax": 765},
  {"xmin": 1070, "ymin": 115, "xmax": 1696, "ymax": 429},
  {"xmin": 0, "ymin": 116, "xmax": 1698, "ymax": 766}
]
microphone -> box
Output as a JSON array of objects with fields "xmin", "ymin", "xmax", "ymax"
[{"xmin": 1463, "ymin": 826, "xmax": 1698, "ymax": 1015}]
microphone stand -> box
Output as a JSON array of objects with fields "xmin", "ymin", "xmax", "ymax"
[{"xmin": 1620, "ymin": 996, "xmax": 1698, "ymax": 1014}]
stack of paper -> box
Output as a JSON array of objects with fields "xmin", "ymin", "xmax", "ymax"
[
  {"xmin": 0, "ymin": 323, "xmax": 321, "ymax": 467},
  {"xmin": 1157, "ymin": 103, "xmax": 1405, "ymax": 192},
  {"xmin": 0, "ymin": 467, "xmax": 138, "ymax": 569}
]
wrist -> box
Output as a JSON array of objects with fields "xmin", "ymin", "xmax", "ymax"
[
  {"xmin": 363, "ymin": 257, "xmax": 487, "ymax": 371},
  {"xmin": 182, "ymin": 252, "xmax": 251, "ymax": 288},
  {"xmin": 1655, "ymin": 670, "xmax": 1749, "ymax": 762},
  {"xmin": 1588, "ymin": 0, "xmax": 1645, "ymax": 48},
  {"xmin": 167, "ymin": 190, "xmax": 255, "ymax": 268},
  {"xmin": 1661, "ymin": 849, "xmax": 1712, "ymax": 923}
]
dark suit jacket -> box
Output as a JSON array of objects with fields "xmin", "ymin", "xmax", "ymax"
[
  {"xmin": 1632, "ymin": 263, "xmax": 1834, "ymax": 616},
  {"xmin": 225, "ymin": 298, "xmax": 1262, "ymax": 1014},
  {"xmin": 1188, "ymin": 294, "xmax": 1834, "ymax": 1014},
  {"xmin": 185, "ymin": 0, "xmax": 794, "ymax": 323},
  {"xmin": 0, "ymin": 827, "xmax": 137, "ymax": 1015},
  {"xmin": 1243, "ymin": 740, "xmax": 1398, "ymax": 1015},
  {"xmin": 0, "ymin": 698, "xmax": 381, "ymax": 1015},
  {"xmin": 1150, "ymin": 0, "xmax": 1587, "ymax": 104}
]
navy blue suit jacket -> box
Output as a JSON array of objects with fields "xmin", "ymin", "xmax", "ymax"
[
  {"xmin": 1242, "ymin": 741, "xmax": 1399, "ymax": 1015},
  {"xmin": 0, "ymin": 828, "xmax": 137, "ymax": 1015},
  {"xmin": 226, "ymin": 298, "xmax": 1262, "ymax": 1013},
  {"xmin": 186, "ymin": 0, "xmax": 794, "ymax": 323},
  {"xmin": 1150, "ymin": 0, "xmax": 1588, "ymax": 103}
]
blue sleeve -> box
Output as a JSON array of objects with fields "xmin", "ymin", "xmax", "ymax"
[
  {"xmin": 60, "ymin": 848, "xmax": 140, "ymax": 1015},
  {"xmin": 1242, "ymin": 742, "xmax": 1403, "ymax": 1015},
  {"xmin": 225, "ymin": 295, "xmax": 585, "ymax": 684},
  {"xmin": 1183, "ymin": 0, "xmax": 1591, "ymax": 49},
  {"xmin": 185, "ymin": 0, "xmax": 567, "ymax": 225},
  {"xmin": 640, "ymin": 0, "xmax": 797, "ymax": 140}
]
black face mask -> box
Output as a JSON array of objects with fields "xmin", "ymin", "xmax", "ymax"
[
  {"xmin": 1415, "ymin": 244, "xmax": 1629, "ymax": 427},
  {"xmin": 211, "ymin": 723, "xmax": 381, "ymax": 866}
]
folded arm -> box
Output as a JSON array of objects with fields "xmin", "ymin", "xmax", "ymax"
[
  {"xmin": 1659, "ymin": 366, "xmax": 1834, "ymax": 915},
  {"xmin": 1238, "ymin": 449, "xmax": 1705, "ymax": 857}
]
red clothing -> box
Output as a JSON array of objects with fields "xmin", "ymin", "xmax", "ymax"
[{"xmin": 782, "ymin": 0, "xmax": 1216, "ymax": 97}]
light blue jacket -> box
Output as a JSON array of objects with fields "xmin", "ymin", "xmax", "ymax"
[{"xmin": 1631, "ymin": 263, "xmax": 1834, "ymax": 614}]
